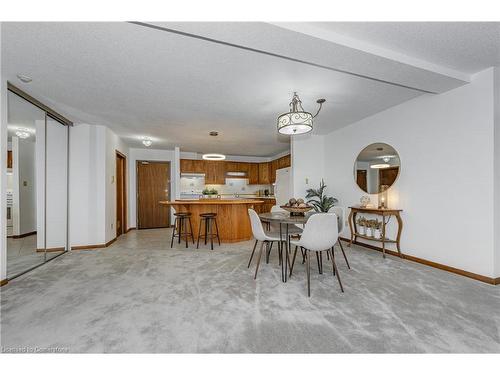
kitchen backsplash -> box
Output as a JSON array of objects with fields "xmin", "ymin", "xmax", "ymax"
[{"xmin": 180, "ymin": 176, "xmax": 271, "ymax": 195}]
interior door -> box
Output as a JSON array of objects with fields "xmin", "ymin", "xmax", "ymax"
[
  {"xmin": 137, "ymin": 161, "xmax": 170, "ymax": 229},
  {"xmin": 379, "ymin": 167, "xmax": 399, "ymax": 192},
  {"xmin": 116, "ymin": 152, "xmax": 126, "ymax": 237},
  {"xmin": 356, "ymin": 170, "xmax": 367, "ymax": 192}
]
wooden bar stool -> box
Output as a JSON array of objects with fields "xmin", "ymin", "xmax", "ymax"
[
  {"xmin": 196, "ymin": 213, "xmax": 221, "ymax": 250},
  {"xmin": 171, "ymin": 212, "xmax": 195, "ymax": 248}
]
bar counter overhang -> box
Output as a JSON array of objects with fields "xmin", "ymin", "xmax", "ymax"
[{"xmin": 159, "ymin": 199, "xmax": 264, "ymax": 243}]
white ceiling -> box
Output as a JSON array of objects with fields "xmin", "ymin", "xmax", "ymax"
[
  {"xmin": 2, "ymin": 22, "xmax": 498, "ymax": 156},
  {"xmin": 298, "ymin": 22, "xmax": 500, "ymax": 74}
]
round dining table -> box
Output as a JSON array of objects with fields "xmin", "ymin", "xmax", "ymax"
[{"xmin": 258, "ymin": 211, "xmax": 315, "ymax": 282}]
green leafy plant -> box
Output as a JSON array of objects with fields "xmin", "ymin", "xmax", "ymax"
[
  {"xmin": 202, "ymin": 188, "xmax": 218, "ymax": 195},
  {"xmin": 305, "ymin": 179, "xmax": 338, "ymax": 213}
]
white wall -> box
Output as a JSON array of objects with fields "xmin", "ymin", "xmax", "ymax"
[
  {"xmin": 315, "ymin": 68, "xmax": 495, "ymax": 277},
  {"xmin": 291, "ymin": 134, "xmax": 325, "ymax": 200},
  {"xmin": 128, "ymin": 147, "xmax": 177, "ymax": 228},
  {"xmin": 494, "ymin": 66, "xmax": 500, "ymax": 278},
  {"xmin": 104, "ymin": 127, "xmax": 129, "ymax": 243},
  {"xmin": 69, "ymin": 124, "xmax": 107, "ymax": 247}
]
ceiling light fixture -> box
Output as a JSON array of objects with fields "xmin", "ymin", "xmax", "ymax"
[
  {"xmin": 15, "ymin": 128, "xmax": 31, "ymax": 139},
  {"xmin": 141, "ymin": 136, "xmax": 153, "ymax": 147},
  {"xmin": 202, "ymin": 153, "xmax": 226, "ymax": 161},
  {"xmin": 277, "ymin": 92, "xmax": 325, "ymax": 135},
  {"xmin": 17, "ymin": 74, "xmax": 32, "ymax": 83},
  {"xmin": 370, "ymin": 163, "xmax": 391, "ymax": 169},
  {"xmin": 209, "ymin": 131, "xmax": 219, "ymax": 137}
]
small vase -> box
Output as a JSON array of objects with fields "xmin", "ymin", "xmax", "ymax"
[
  {"xmin": 366, "ymin": 227, "xmax": 373, "ymax": 237},
  {"xmin": 358, "ymin": 225, "xmax": 365, "ymax": 235},
  {"xmin": 374, "ymin": 229, "xmax": 381, "ymax": 239}
]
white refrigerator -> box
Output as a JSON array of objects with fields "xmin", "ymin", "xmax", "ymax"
[{"xmin": 274, "ymin": 167, "xmax": 291, "ymax": 206}]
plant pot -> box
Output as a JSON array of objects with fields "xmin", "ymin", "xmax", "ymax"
[
  {"xmin": 358, "ymin": 225, "xmax": 366, "ymax": 235},
  {"xmin": 366, "ymin": 227, "xmax": 373, "ymax": 237},
  {"xmin": 374, "ymin": 229, "xmax": 381, "ymax": 239}
]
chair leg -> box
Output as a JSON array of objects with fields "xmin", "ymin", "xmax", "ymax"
[
  {"xmin": 338, "ymin": 239, "xmax": 350, "ymax": 269},
  {"xmin": 326, "ymin": 251, "xmax": 330, "ymax": 260},
  {"xmin": 289, "ymin": 245, "xmax": 298, "ymax": 277},
  {"xmin": 254, "ymin": 241, "xmax": 265, "ymax": 280},
  {"xmin": 331, "ymin": 247, "xmax": 336, "ymax": 275},
  {"xmin": 214, "ymin": 218, "xmax": 221, "ymax": 245},
  {"xmin": 301, "ymin": 248, "xmax": 306, "ymax": 264},
  {"xmin": 247, "ymin": 240, "xmax": 258, "ymax": 268},
  {"xmin": 209, "ymin": 219, "xmax": 214, "ymax": 250},
  {"xmin": 170, "ymin": 218, "xmax": 177, "ymax": 248},
  {"xmin": 196, "ymin": 219, "xmax": 203, "ymax": 249},
  {"xmin": 330, "ymin": 249, "xmax": 344, "ymax": 293},
  {"xmin": 204, "ymin": 219, "xmax": 208, "ymax": 245},
  {"xmin": 306, "ymin": 250, "xmax": 311, "ymax": 297},
  {"xmin": 178, "ymin": 218, "xmax": 182, "ymax": 244},
  {"xmin": 189, "ymin": 218, "xmax": 195, "ymax": 244},
  {"xmin": 316, "ymin": 252, "xmax": 323, "ymax": 275},
  {"xmin": 184, "ymin": 218, "xmax": 188, "ymax": 248}
]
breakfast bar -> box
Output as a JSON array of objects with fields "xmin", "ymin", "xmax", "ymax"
[{"xmin": 159, "ymin": 199, "xmax": 264, "ymax": 243}]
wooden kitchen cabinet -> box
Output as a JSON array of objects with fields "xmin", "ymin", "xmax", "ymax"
[
  {"xmin": 270, "ymin": 159, "xmax": 279, "ymax": 183},
  {"xmin": 180, "ymin": 159, "xmax": 205, "ymax": 173},
  {"xmin": 225, "ymin": 161, "xmax": 240, "ymax": 172},
  {"xmin": 204, "ymin": 160, "xmax": 225, "ymax": 185},
  {"xmin": 258, "ymin": 162, "xmax": 270, "ymax": 184},
  {"xmin": 247, "ymin": 163, "xmax": 259, "ymax": 184}
]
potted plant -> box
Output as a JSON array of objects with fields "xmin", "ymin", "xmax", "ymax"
[
  {"xmin": 373, "ymin": 219, "xmax": 382, "ymax": 239},
  {"xmin": 202, "ymin": 188, "xmax": 218, "ymax": 198},
  {"xmin": 357, "ymin": 217, "xmax": 367, "ymax": 235},
  {"xmin": 366, "ymin": 219, "xmax": 374, "ymax": 237},
  {"xmin": 305, "ymin": 179, "xmax": 338, "ymax": 213}
]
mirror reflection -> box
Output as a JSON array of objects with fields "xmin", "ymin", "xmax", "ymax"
[
  {"xmin": 354, "ymin": 142, "xmax": 401, "ymax": 194},
  {"xmin": 6, "ymin": 91, "xmax": 46, "ymax": 277}
]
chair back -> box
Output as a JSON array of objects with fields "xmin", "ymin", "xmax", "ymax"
[
  {"xmin": 299, "ymin": 213, "xmax": 338, "ymax": 251},
  {"xmin": 328, "ymin": 206, "xmax": 345, "ymax": 233},
  {"xmin": 248, "ymin": 208, "xmax": 267, "ymax": 241}
]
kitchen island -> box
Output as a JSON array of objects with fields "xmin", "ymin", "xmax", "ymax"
[{"xmin": 159, "ymin": 199, "xmax": 264, "ymax": 243}]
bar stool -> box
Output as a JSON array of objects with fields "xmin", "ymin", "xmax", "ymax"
[
  {"xmin": 171, "ymin": 212, "xmax": 195, "ymax": 248},
  {"xmin": 197, "ymin": 213, "xmax": 221, "ymax": 250}
]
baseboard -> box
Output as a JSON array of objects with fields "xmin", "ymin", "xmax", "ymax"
[
  {"xmin": 8, "ymin": 231, "xmax": 37, "ymax": 239},
  {"xmin": 339, "ymin": 237, "xmax": 499, "ymax": 286},
  {"xmin": 72, "ymin": 237, "xmax": 117, "ymax": 251},
  {"xmin": 36, "ymin": 247, "xmax": 65, "ymax": 253},
  {"xmin": 0, "ymin": 279, "xmax": 8, "ymax": 287},
  {"xmin": 126, "ymin": 227, "xmax": 136, "ymax": 233}
]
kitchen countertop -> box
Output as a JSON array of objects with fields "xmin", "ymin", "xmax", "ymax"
[{"xmin": 160, "ymin": 199, "xmax": 265, "ymax": 205}]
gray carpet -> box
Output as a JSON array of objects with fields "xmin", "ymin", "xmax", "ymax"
[{"xmin": 1, "ymin": 228, "xmax": 499, "ymax": 353}]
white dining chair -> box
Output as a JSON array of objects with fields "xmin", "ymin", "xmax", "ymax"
[
  {"xmin": 247, "ymin": 208, "xmax": 283, "ymax": 279},
  {"xmin": 328, "ymin": 206, "xmax": 350, "ymax": 269},
  {"xmin": 289, "ymin": 213, "xmax": 344, "ymax": 297}
]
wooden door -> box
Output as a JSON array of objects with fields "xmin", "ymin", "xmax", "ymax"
[
  {"xmin": 379, "ymin": 167, "xmax": 399, "ymax": 192},
  {"xmin": 116, "ymin": 152, "xmax": 127, "ymax": 237},
  {"xmin": 137, "ymin": 161, "xmax": 171, "ymax": 229},
  {"xmin": 356, "ymin": 170, "xmax": 367, "ymax": 191}
]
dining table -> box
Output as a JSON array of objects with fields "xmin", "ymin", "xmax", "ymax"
[{"xmin": 258, "ymin": 211, "xmax": 315, "ymax": 282}]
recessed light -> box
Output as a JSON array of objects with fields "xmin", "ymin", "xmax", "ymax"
[
  {"xmin": 17, "ymin": 74, "xmax": 32, "ymax": 83},
  {"xmin": 370, "ymin": 163, "xmax": 390, "ymax": 169},
  {"xmin": 209, "ymin": 131, "xmax": 219, "ymax": 137},
  {"xmin": 202, "ymin": 153, "xmax": 226, "ymax": 161},
  {"xmin": 15, "ymin": 128, "xmax": 31, "ymax": 139},
  {"xmin": 141, "ymin": 136, "xmax": 153, "ymax": 147}
]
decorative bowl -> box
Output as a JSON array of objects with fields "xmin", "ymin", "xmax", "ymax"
[{"xmin": 280, "ymin": 205, "xmax": 313, "ymax": 216}]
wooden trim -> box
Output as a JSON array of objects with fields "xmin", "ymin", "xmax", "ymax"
[
  {"xmin": 0, "ymin": 279, "xmax": 8, "ymax": 287},
  {"xmin": 8, "ymin": 231, "xmax": 37, "ymax": 239},
  {"xmin": 36, "ymin": 247, "xmax": 65, "ymax": 253},
  {"xmin": 71, "ymin": 237, "xmax": 117, "ymax": 251},
  {"xmin": 116, "ymin": 150, "xmax": 127, "ymax": 238},
  {"xmin": 340, "ymin": 237, "xmax": 499, "ymax": 285}
]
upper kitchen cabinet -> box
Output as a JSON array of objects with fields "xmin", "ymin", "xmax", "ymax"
[
  {"xmin": 270, "ymin": 159, "xmax": 279, "ymax": 183},
  {"xmin": 204, "ymin": 160, "xmax": 225, "ymax": 185},
  {"xmin": 247, "ymin": 163, "xmax": 259, "ymax": 185},
  {"xmin": 279, "ymin": 154, "xmax": 291, "ymax": 169},
  {"xmin": 258, "ymin": 162, "xmax": 270, "ymax": 184},
  {"xmin": 180, "ymin": 159, "xmax": 205, "ymax": 173}
]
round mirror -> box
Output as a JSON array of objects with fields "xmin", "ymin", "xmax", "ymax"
[{"xmin": 353, "ymin": 143, "xmax": 401, "ymax": 194}]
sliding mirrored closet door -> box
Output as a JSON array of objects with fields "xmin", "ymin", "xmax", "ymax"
[{"xmin": 6, "ymin": 87, "xmax": 70, "ymax": 279}]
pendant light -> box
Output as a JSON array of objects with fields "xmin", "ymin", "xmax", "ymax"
[{"xmin": 277, "ymin": 92, "xmax": 325, "ymax": 135}]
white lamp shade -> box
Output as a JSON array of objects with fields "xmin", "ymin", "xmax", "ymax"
[{"xmin": 277, "ymin": 111, "xmax": 313, "ymax": 135}]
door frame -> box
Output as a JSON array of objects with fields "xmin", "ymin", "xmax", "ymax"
[
  {"xmin": 116, "ymin": 150, "xmax": 127, "ymax": 237},
  {"xmin": 136, "ymin": 160, "xmax": 171, "ymax": 230}
]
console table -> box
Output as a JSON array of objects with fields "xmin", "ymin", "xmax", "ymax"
[{"xmin": 347, "ymin": 206, "xmax": 403, "ymax": 258}]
